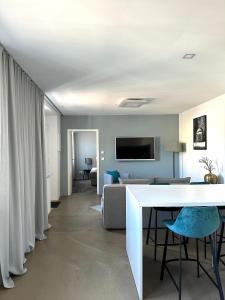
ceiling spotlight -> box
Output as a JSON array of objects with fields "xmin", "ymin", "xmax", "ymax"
[{"xmin": 183, "ymin": 53, "xmax": 196, "ymax": 59}]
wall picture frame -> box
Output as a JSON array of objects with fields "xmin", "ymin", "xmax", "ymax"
[{"xmin": 193, "ymin": 115, "xmax": 207, "ymax": 150}]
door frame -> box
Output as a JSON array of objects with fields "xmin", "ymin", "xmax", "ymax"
[
  {"xmin": 67, "ymin": 129, "xmax": 100, "ymax": 195},
  {"xmin": 44, "ymin": 100, "xmax": 61, "ymax": 213}
]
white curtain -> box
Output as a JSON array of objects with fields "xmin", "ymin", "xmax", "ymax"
[{"xmin": 0, "ymin": 46, "xmax": 48, "ymax": 288}]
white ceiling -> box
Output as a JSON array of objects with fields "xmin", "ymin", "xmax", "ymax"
[{"xmin": 0, "ymin": 0, "xmax": 225, "ymax": 115}]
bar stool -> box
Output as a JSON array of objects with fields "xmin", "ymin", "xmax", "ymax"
[
  {"xmin": 200, "ymin": 207, "xmax": 225, "ymax": 260},
  {"xmin": 160, "ymin": 206, "xmax": 224, "ymax": 300},
  {"xmin": 217, "ymin": 216, "xmax": 225, "ymax": 266},
  {"xmin": 146, "ymin": 183, "xmax": 181, "ymax": 261},
  {"xmin": 190, "ymin": 181, "xmax": 210, "ymax": 258}
]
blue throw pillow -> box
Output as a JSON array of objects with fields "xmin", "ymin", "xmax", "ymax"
[{"xmin": 106, "ymin": 170, "xmax": 120, "ymax": 183}]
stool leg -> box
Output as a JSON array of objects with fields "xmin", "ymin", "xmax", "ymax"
[
  {"xmin": 160, "ymin": 228, "xmax": 169, "ymax": 280},
  {"xmin": 217, "ymin": 222, "xmax": 225, "ymax": 264},
  {"xmin": 210, "ymin": 233, "xmax": 224, "ymax": 300},
  {"xmin": 196, "ymin": 239, "xmax": 200, "ymax": 278},
  {"xmin": 146, "ymin": 208, "xmax": 153, "ymax": 245},
  {"xmin": 171, "ymin": 211, "xmax": 175, "ymax": 243},
  {"xmin": 204, "ymin": 237, "xmax": 207, "ymax": 259},
  {"xmin": 183, "ymin": 236, "xmax": 189, "ymax": 260},
  {"xmin": 179, "ymin": 235, "xmax": 182, "ymax": 300},
  {"xmin": 154, "ymin": 210, "xmax": 158, "ymax": 261}
]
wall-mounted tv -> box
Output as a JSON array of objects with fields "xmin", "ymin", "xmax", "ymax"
[{"xmin": 115, "ymin": 137, "xmax": 155, "ymax": 160}]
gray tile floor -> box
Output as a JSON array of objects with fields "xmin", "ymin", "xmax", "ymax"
[{"xmin": 0, "ymin": 190, "xmax": 225, "ymax": 300}]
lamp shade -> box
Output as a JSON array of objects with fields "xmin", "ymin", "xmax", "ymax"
[{"xmin": 164, "ymin": 142, "xmax": 184, "ymax": 153}]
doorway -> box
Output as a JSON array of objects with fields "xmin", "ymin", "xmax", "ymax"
[
  {"xmin": 44, "ymin": 101, "xmax": 61, "ymax": 213},
  {"xmin": 67, "ymin": 129, "xmax": 99, "ymax": 195}
]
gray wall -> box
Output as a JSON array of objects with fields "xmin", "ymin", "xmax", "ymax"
[
  {"xmin": 61, "ymin": 115, "xmax": 179, "ymax": 195},
  {"xmin": 74, "ymin": 131, "xmax": 96, "ymax": 179}
]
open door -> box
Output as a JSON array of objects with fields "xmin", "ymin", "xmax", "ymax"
[
  {"xmin": 44, "ymin": 101, "xmax": 61, "ymax": 211},
  {"xmin": 67, "ymin": 130, "xmax": 73, "ymax": 196},
  {"xmin": 72, "ymin": 132, "xmax": 76, "ymax": 184},
  {"xmin": 67, "ymin": 129, "xmax": 100, "ymax": 195}
]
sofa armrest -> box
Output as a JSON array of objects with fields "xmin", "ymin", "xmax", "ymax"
[{"xmin": 102, "ymin": 185, "xmax": 126, "ymax": 229}]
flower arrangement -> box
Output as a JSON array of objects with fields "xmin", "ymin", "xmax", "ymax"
[{"xmin": 199, "ymin": 156, "xmax": 215, "ymax": 173}]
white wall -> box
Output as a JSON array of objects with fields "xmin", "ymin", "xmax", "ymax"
[{"xmin": 179, "ymin": 94, "xmax": 225, "ymax": 183}]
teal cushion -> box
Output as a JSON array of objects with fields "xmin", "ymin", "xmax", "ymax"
[{"xmin": 106, "ymin": 170, "xmax": 120, "ymax": 183}]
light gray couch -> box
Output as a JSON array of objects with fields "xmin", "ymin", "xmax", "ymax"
[
  {"xmin": 101, "ymin": 184, "xmax": 151, "ymax": 229},
  {"xmin": 101, "ymin": 177, "xmax": 191, "ymax": 229}
]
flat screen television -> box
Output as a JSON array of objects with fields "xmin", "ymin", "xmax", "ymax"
[{"xmin": 115, "ymin": 137, "xmax": 155, "ymax": 160}]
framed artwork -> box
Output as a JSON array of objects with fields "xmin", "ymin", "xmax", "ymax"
[{"xmin": 193, "ymin": 115, "xmax": 207, "ymax": 150}]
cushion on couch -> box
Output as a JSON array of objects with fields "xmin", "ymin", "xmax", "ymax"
[
  {"xmin": 119, "ymin": 178, "xmax": 155, "ymax": 185},
  {"xmin": 106, "ymin": 170, "xmax": 120, "ymax": 183},
  {"xmin": 154, "ymin": 177, "xmax": 191, "ymax": 184}
]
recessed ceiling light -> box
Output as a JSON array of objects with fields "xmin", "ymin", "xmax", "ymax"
[
  {"xmin": 119, "ymin": 98, "xmax": 155, "ymax": 108},
  {"xmin": 183, "ymin": 53, "xmax": 196, "ymax": 59},
  {"xmin": 119, "ymin": 101, "xmax": 143, "ymax": 108}
]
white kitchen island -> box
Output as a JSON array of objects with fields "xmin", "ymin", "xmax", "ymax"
[{"xmin": 126, "ymin": 184, "xmax": 225, "ymax": 300}]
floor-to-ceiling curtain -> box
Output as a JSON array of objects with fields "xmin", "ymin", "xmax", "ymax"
[{"xmin": 0, "ymin": 46, "xmax": 48, "ymax": 288}]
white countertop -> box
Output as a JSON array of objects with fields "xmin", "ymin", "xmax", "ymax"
[{"xmin": 126, "ymin": 184, "xmax": 225, "ymax": 208}]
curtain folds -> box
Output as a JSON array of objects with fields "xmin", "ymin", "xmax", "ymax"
[{"xmin": 0, "ymin": 46, "xmax": 48, "ymax": 288}]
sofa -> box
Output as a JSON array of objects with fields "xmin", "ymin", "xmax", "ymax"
[{"xmin": 101, "ymin": 177, "xmax": 191, "ymax": 229}]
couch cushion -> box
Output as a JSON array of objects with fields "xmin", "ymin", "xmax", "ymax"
[
  {"xmin": 154, "ymin": 177, "xmax": 191, "ymax": 184},
  {"xmin": 119, "ymin": 178, "xmax": 154, "ymax": 184},
  {"xmin": 106, "ymin": 170, "xmax": 120, "ymax": 183}
]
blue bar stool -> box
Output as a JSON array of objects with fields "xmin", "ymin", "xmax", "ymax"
[
  {"xmin": 146, "ymin": 183, "xmax": 184, "ymax": 261},
  {"xmin": 160, "ymin": 206, "xmax": 224, "ymax": 300},
  {"xmin": 190, "ymin": 182, "xmax": 210, "ymax": 258},
  {"xmin": 217, "ymin": 216, "xmax": 225, "ymax": 266}
]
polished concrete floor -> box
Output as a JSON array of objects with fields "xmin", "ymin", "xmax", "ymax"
[
  {"xmin": 72, "ymin": 179, "xmax": 96, "ymax": 193},
  {"xmin": 1, "ymin": 190, "xmax": 225, "ymax": 300}
]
